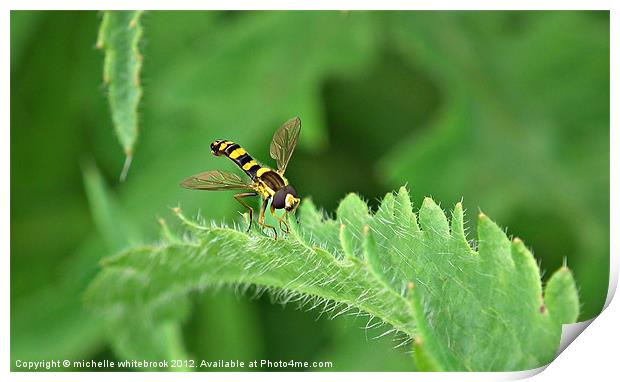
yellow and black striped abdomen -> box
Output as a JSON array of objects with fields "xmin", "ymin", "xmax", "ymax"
[
  {"xmin": 210, "ymin": 140, "xmax": 263, "ymax": 180},
  {"xmin": 210, "ymin": 139, "xmax": 289, "ymax": 193}
]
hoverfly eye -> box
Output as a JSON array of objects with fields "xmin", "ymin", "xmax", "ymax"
[{"xmin": 272, "ymin": 189, "xmax": 286, "ymax": 209}]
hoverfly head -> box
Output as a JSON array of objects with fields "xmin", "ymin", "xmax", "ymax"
[
  {"xmin": 284, "ymin": 193, "xmax": 301, "ymax": 212},
  {"xmin": 273, "ymin": 185, "xmax": 300, "ymax": 212}
]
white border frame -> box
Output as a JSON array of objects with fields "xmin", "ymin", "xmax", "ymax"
[{"xmin": 3, "ymin": 2, "xmax": 617, "ymax": 381}]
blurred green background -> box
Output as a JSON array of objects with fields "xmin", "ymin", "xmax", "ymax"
[{"xmin": 10, "ymin": 11, "xmax": 609, "ymax": 371}]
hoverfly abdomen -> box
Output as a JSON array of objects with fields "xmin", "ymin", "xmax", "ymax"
[
  {"xmin": 210, "ymin": 140, "xmax": 225, "ymax": 155},
  {"xmin": 211, "ymin": 140, "xmax": 262, "ymax": 180},
  {"xmin": 210, "ymin": 140, "xmax": 234, "ymax": 156}
]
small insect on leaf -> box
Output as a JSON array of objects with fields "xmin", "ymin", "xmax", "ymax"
[{"xmin": 180, "ymin": 117, "xmax": 302, "ymax": 238}]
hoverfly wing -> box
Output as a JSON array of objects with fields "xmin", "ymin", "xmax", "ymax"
[
  {"xmin": 269, "ymin": 116, "xmax": 301, "ymax": 175},
  {"xmin": 180, "ymin": 170, "xmax": 255, "ymax": 191}
]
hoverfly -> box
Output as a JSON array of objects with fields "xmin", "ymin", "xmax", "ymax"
[{"xmin": 180, "ymin": 117, "xmax": 302, "ymax": 239}]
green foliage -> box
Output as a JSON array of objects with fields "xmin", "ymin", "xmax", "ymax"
[
  {"xmin": 86, "ymin": 187, "xmax": 579, "ymax": 371},
  {"xmin": 97, "ymin": 11, "xmax": 144, "ymax": 180},
  {"xmin": 82, "ymin": 161, "xmax": 139, "ymax": 249},
  {"xmin": 9, "ymin": 165, "xmax": 117, "ymax": 368},
  {"xmin": 545, "ymin": 267, "xmax": 580, "ymax": 324},
  {"xmin": 82, "ymin": 163, "xmax": 191, "ymax": 370},
  {"xmin": 378, "ymin": 11, "xmax": 609, "ymax": 318}
]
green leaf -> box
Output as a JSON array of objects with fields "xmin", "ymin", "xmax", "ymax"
[
  {"xmin": 97, "ymin": 10, "xmax": 144, "ymax": 180},
  {"xmin": 82, "ymin": 161, "xmax": 140, "ymax": 250},
  {"xmin": 82, "ymin": 163, "xmax": 191, "ymax": 370},
  {"xmin": 10, "ymin": 238, "xmax": 106, "ymax": 370},
  {"xmin": 381, "ymin": 11, "xmax": 608, "ymax": 319},
  {"xmin": 86, "ymin": 187, "xmax": 578, "ymax": 371},
  {"xmin": 544, "ymin": 267, "xmax": 580, "ymax": 324}
]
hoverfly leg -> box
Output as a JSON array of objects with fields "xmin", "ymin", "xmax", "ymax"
[
  {"xmin": 270, "ymin": 204, "xmax": 290, "ymax": 234},
  {"xmin": 278, "ymin": 212, "xmax": 290, "ymax": 234},
  {"xmin": 234, "ymin": 192, "xmax": 258, "ymax": 232},
  {"xmin": 259, "ymin": 198, "xmax": 278, "ymax": 239}
]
